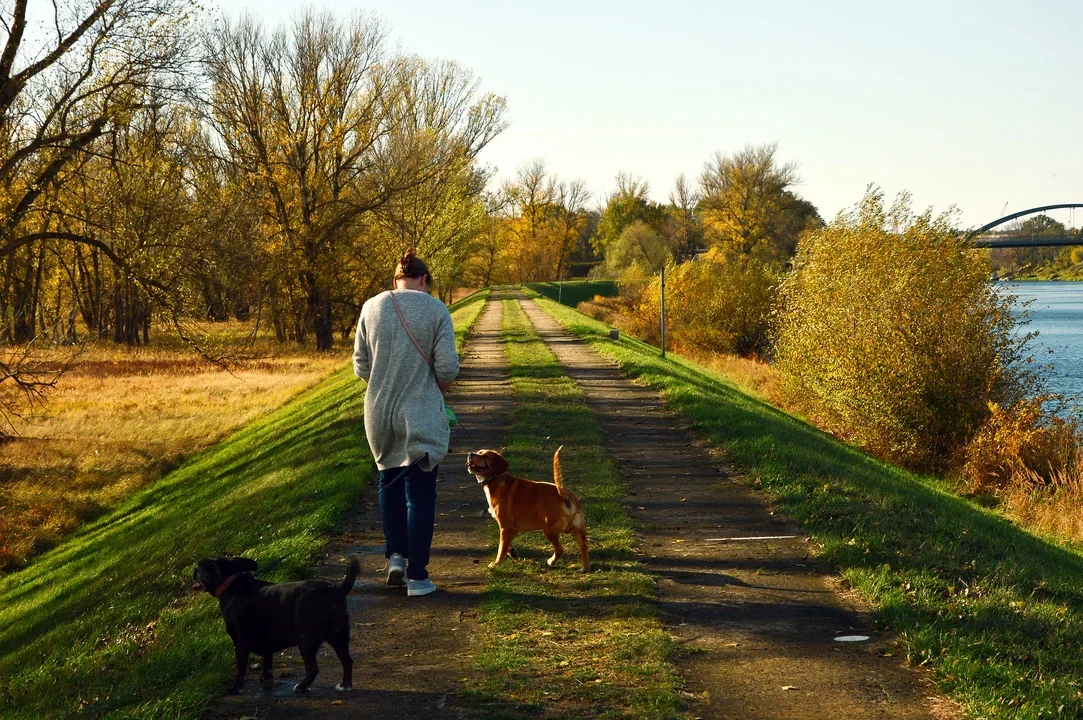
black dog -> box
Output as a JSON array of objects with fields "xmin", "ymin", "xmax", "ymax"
[{"xmin": 192, "ymin": 556, "xmax": 361, "ymax": 694}]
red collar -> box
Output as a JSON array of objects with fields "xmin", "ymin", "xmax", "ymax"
[{"xmin": 214, "ymin": 573, "xmax": 241, "ymax": 598}]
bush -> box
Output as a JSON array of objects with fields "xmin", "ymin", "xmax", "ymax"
[
  {"xmin": 961, "ymin": 397, "xmax": 1080, "ymax": 493},
  {"xmin": 631, "ymin": 249, "xmax": 780, "ymax": 357},
  {"xmin": 774, "ymin": 189, "xmax": 1035, "ymax": 472}
]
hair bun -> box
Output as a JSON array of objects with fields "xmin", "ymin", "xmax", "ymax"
[{"xmin": 395, "ymin": 248, "xmax": 431, "ymax": 283}]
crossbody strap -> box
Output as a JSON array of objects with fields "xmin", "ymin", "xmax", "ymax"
[{"xmin": 388, "ymin": 290, "xmax": 437, "ymax": 376}]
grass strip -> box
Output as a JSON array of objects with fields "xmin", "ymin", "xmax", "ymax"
[
  {"xmin": 526, "ymin": 280, "xmax": 618, "ymax": 308},
  {"xmin": 466, "ymin": 298, "xmax": 683, "ymax": 719},
  {"xmin": 0, "ymin": 293, "xmax": 488, "ymax": 719},
  {"xmin": 451, "ymin": 288, "xmax": 490, "ymax": 352},
  {"xmin": 531, "ymin": 291, "xmax": 1083, "ymax": 720}
]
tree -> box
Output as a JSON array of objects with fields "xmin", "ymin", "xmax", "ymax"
[
  {"xmin": 0, "ymin": 0, "xmax": 195, "ymax": 273},
  {"xmin": 203, "ymin": 12, "xmax": 505, "ymax": 349},
  {"xmin": 0, "ymin": 0, "xmax": 195, "ymax": 421},
  {"xmin": 699, "ymin": 143, "xmax": 821, "ymax": 263},
  {"xmin": 593, "ymin": 172, "xmax": 665, "ymax": 256},
  {"xmin": 551, "ymin": 178, "xmax": 589, "ymax": 281},
  {"xmin": 602, "ymin": 221, "xmax": 671, "ymax": 275},
  {"xmin": 664, "ymin": 173, "xmax": 703, "ymax": 261}
]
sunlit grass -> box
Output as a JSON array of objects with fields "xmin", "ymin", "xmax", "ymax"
[
  {"xmin": 0, "ymin": 339, "xmax": 346, "ymax": 569},
  {"xmin": 0, "ymin": 290, "xmax": 489, "ymax": 718}
]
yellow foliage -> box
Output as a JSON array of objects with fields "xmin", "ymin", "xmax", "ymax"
[
  {"xmin": 775, "ymin": 188, "xmax": 1033, "ymax": 472},
  {"xmin": 961, "ymin": 397, "xmax": 1080, "ymax": 493},
  {"xmin": 629, "ymin": 249, "xmax": 780, "ymax": 357}
]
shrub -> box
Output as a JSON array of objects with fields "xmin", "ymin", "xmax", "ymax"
[
  {"xmin": 774, "ymin": 188, "xmax": 1036, "ymax": 472},
  {"xmin": 961, "ymin": 397, "xmax": 1080, "ymax": 493},
  {"xmin": 632, "ymin": 249, "xmax": 780, "ymax": 357}
]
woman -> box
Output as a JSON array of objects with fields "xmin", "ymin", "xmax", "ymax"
[{"xmin": 353, "ymin": 250, "xmax": 459, "ymax": 597}]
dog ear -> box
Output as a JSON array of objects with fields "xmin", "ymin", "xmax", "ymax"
[
  {"xmin": 485, "ymin": 451, "xmax": 509, "ymax": 477},
  {"xmin": 230, "ymin": 557, "xmax": 258, "ymax": 573}
]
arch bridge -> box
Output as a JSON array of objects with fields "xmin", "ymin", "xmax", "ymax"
[{"xmin": 967, "ymin": 204, "xmax": 1083, "ymax": 248}]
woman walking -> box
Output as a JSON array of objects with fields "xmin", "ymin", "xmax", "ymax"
[{"xmin": 353, "ymin": 250, "xmax": 459, "ymax": 596}]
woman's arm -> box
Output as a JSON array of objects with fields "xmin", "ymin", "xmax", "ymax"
[
  {"xmin": 431, "ymin": 307, "xmax": 459, "ymax": 390},
  {"xmin": 352, "ymin": 310, "xmax": 371, "ymax": 381}
]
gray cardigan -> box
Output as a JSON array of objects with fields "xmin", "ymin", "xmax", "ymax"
[{"xmin": 353, "ymin": 290, "xmax": 459, "ymax": 471}]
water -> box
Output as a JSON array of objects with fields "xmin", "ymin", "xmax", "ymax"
[{"xmin": 1004, "ymin": 281, "xmax": 1083, "ymax": 404}]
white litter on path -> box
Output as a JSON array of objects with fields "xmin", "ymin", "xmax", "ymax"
[
  {"xmin": 834, "ymin": 635, "xmax": 871, "ymax": 642},
  {"xmin": 702, "ymin": 535, "xmax": 801, "ymax": 542}
]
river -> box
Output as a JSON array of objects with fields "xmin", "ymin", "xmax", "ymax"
[{"xmin": 1005, "ymin": 281, "xmax": 1083, "ymax": 404}]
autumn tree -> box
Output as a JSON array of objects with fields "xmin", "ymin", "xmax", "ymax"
[
  {"xmin": 0, "ymin": 0, "xmax": 195, "ymax": 420},
  {"xmin": 593, "ymin": 172, "xmax": 665, "ymax": 255},
  {"xmin": 203, "ymin": 11, "xmax": 505, "ymax": 349},
  {"xmin": 699, "ymin": 143, "xmax": 821, "ymax": 263}
]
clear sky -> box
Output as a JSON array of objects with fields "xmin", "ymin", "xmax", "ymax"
[{"xmin": 210, "ymin": 0, "xmax": 1083, "ymax": 228}]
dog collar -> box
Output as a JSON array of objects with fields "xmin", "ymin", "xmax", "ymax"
[{"xmin": 214, "ymin": 573, "xmax": 241, "ymax": 598}]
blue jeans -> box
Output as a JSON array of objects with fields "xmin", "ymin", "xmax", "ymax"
[{"xmin": 378, "ymin": 461, "xmax": 438, "ymax": 580}]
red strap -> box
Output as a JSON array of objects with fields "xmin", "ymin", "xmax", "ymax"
[
  {"xmin": 214, "ymin": 573, "xmax": 241, "ymax": 598},
  {"xmin": 389, "ymin": 291, "xmax": 437, "ymax": 375}
]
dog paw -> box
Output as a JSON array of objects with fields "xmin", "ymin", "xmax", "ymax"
[
  {"xmin": 487, "ymin": 561, "xmax": 498, "ymax": 569},
  {"xmin": 335, "ymin": 684, "xmax": 353, "ymax": 692},
  {"xmin": 293, "ymin": 683, "xmax": 310, "ymax": 694}
]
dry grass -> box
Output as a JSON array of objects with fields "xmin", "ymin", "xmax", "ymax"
[
  {"xmin": 0, "ymin": 335, "xmax": 346, "ymax": 569},
  {"xmin": 677, "ymin": 347, "xmax": 781, "ymax": 403},
  {"xmin": 996, "ymin": 463, "xmax": 1083, "ymax": 545}
]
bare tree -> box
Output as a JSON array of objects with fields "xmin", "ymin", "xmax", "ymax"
[
  {"xmin": 552, "ymin": 178, "xmax": 589, "ymax": 280},
  {"xmin": 0, "ymin": 0, "xmax": 196, "ymax": 262},
  {"xmin": 667, "ymin": 173, "xmax": 702, "ymax": 261}
]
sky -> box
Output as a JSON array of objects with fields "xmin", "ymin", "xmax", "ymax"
[{"xmin": 210, "ymin": 0, "xmax": 1083, "ymax": 229}]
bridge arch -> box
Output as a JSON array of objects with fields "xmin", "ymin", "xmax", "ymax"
[{"xmin": 968, "ymin": 204, "xmax": 1083, "ymax": 248}]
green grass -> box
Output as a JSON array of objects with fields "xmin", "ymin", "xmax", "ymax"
[
  {"xmin": 466, "ymin": 298, "xmax": 682, "ymax": 719},
  {"xmin": 526, "ymin": 280, "xmax": 618, "ymax": 308},
  {"xmin": 532, "ymin": 293, "xmax": 1083, "ymax": 720},
  {"xmin": 451, "ymin": 288, "xmax": 490, "ymax": 352},
  {"xmin": 0, "ymin": 292, "xmax": 489, "ymax": 719}
]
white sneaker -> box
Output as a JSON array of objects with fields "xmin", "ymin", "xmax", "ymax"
[
  {"xmin": 386, "ymin": 553, "xmax": 405, "ymax": 586},
  {"xmin": 406, "ymin": 577, "xmax": 437, "ymax": 596}
]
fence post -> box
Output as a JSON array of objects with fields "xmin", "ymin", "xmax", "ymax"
[{"xmin": 660, "ymin": 264, "xmax": 666, "ymax": 358}]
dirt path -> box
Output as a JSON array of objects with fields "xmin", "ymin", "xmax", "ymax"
[
  {"xmin": 212, "ymin": 293, "xmax": 513, "ymax": 719},
  {"xmin": 517, "ymin": 297, "xmax": 942, "ymax": 720}
]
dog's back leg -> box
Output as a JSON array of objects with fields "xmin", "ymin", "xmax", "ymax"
[
  {"xmin": 260, "ymin": 652, "xmax": 274, "ymax": 682},
  {"xmin": 330, "ymin": 626, "xmax": 353, "ymax": 692},
  {"xmin": 572, "ymin": 526, "xmax": 589, "ymax": 573},
  {"xmin": 293, "ymin": 640, "xmax": 320, "ymax": 693}
]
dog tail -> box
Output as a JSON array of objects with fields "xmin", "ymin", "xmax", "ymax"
[
  {"xmin": 340, "ymin": 556, "xmax": 361, "ymax": 595},
  {"xmin": 553, "ymin": 445, "xmax": 566, "ymax": 495}
]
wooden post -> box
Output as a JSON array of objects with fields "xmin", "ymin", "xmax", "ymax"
[
  {"xmin": 558, "ymin": 269, "xmax": 563, "ymax": 305},
  {"xmin": 660, "ymin": 264, "xmax": 666, "ymax": 358}
]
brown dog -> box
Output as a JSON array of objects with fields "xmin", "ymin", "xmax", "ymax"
[{"xmin": 467, "ymin": 446, "xmax": 589, "ymax": 572}]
